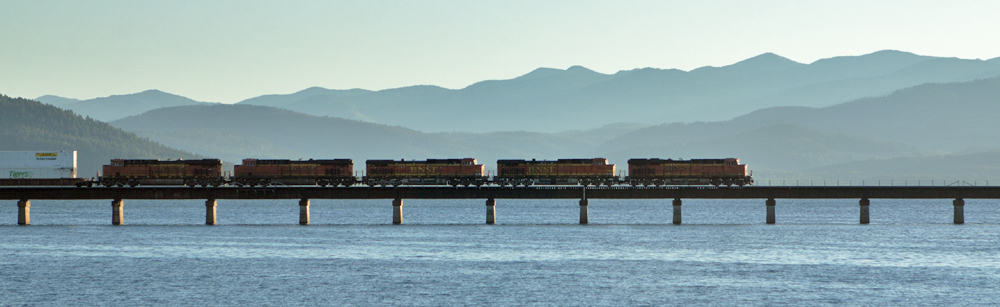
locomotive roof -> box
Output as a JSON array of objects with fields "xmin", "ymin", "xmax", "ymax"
[
  {"xmin": 366, "ymin": 158, "xmax": 476, "ymax": 165},
  {"xmin": 497, "ymin": 158, "xmax": 609, "ymax": 165},
  {"xmin": 246, "ymin": 159, "xmax": 352, "ymax": 165},
  {"xmin": 628, "ymin": 158, "xmax": 734, "ymax": 164},
  {"xmin": 117, "ymin": 159, "xmax": 221, "ymax": 165}
]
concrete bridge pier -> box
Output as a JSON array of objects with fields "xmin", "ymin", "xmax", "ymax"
[
  {"xmin": 112, "ymin": 199, "xmax": 124, "ymax": 225},
  {"xmin": 17, "ymin": 199, "xmax": 30, "ymax": 225},
  {"xmin": 579, "ymin": 199, "xmax": 589, "ymax": 224},
  {"xmin": 486, "ymin": 198, "xmax": 496, "ymax": 224},
  {"xmin": 766, "ymin": 198, "xmax": 776, "ymax": 224},
  {"xmin": 953, "ymin": 198, "xmax": 964, "ymax": 224},
  {"xmin": 299, "ymin": 199, "xmax": 310, "ymax": 225},
  {"xmin": 672, "ymin": 198, "xmax": 682, "ymax": 225},
  {"xmin": 206, "ymin": 199, "xmax": 217, "ymax": 225},
  {"xmin": 859, "ymin": 198, "xmax": 870, "ymax": 224},
  {"xmin": 393, "ymin": 198, "xmax": 403, "ymax": 224}
]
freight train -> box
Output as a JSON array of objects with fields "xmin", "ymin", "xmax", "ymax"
[{"xmin": 90, "ymin": 157, "xmax": 753, "ymax": 187}]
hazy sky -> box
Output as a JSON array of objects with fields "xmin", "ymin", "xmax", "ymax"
[{"xmin": 3, "ymin": 0, "xmax": 999, "ymax": 103}]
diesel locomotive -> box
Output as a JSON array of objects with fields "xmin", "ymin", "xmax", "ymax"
[
  {"xmin": 364, "ymin": 158, "xmax": 486, "ymax": 187},
  {"xmin": 497, "ymin": 158, "xmax": 617, "ymax": 187},
  {"xmin": 87, "ymin": 157, "xmax": 753, "ymax": 187},
  {"xmin": 626, "ymin": 158, "xmax": 752, "ymax": 187},
  {"xmin": 100, "ymin": 159, "xmax": 225, "ymax": 187},
  {"xmin": 232, "ymin": 158, "xmax": 354, "ymax": 187}
]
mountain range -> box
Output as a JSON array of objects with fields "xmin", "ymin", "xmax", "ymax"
[
  {"xmin": 233, "ymin": 50, "xmax": 1000, "ymax": 132},
  {"xmin": 39, "ymin": 50, "xmax": 1000, "ymax": 133}
]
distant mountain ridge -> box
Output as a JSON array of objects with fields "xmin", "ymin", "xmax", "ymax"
[
  {"xmin": 37, "ymin": 89, "xmax": 216, "ymax": 122},
  {"xmin": 44, "ymin": 50, "xmax": 1000, "ymax": 134},
  {"xmin": 234, "ymin": 50, "xmax": 1000, "ymax": 132}
]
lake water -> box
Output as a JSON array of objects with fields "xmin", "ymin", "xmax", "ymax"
[{"xmin": 2, "ymin": 198, "xmax": 998, "ymax": 305}]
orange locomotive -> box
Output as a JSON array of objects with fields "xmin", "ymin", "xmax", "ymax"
[
  {"xmin": 626, "ymin": 158, "xmax": 752, "ymax": 187},
  {"xmin": 364, "ymin": 158, "xmax": 486, "ymax": 187},
  {"xmin": 233, "ymin": 159, "xmax": 354, "ymax": 187},
  {"xmin": 100, "ymin": 159, "xmax": 224, "ymax": 187},
  {"xmin": 495, "ymin": 158, "xmax": 616, "ymax": 186}
]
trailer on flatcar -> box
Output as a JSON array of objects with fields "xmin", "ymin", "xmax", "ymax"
[
  {"xmin": 364, "ymin": 158, "xmax": 486, "ymax": 187},
  {"xmin": 0, "ymin": 150, "xmax": 89, "ymax": 186}
]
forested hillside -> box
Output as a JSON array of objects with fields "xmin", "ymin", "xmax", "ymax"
[{"xmin": 0, "ymin": 95, "xmax": 201, "ymax": 176}]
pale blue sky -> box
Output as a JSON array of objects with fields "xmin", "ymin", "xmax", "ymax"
[{"xmin": 2, "ymin": 0, "xmax": 998, "ymax": 103}]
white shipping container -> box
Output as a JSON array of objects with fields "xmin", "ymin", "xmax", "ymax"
[{"xmin": 0, "ymin": 151, "xmax": 77, "ymax": 178}]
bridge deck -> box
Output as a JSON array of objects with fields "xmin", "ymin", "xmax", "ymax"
[{"xmin": 3, "ymin": 186, "xmax": 1000, "ymax": 200}]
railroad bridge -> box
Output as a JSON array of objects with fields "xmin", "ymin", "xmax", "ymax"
[{"xmin": 4, "ymin": 186, "xmax": 999, "ymax": 225}]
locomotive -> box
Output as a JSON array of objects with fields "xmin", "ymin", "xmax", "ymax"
[
  {"xmin": 496, "ymin": 158, "xmax": 616, "ymax": 187},
  {"xmin": 626, "ymin": 158, "xmax": 752, "ymax": 187},
  {"xmin": 100, "ymin": 159, "xmax": 225, "ymax": 187},
  {"xmin": 364, "ymin": 158, "xmax": 486, "ymax": 187},
  {"xmin": 87, "ymin": 156, "xmax": 752, "ymax": 187},
  {"xmin": 232, "ymin": 159, "xmax": 354, "ymax": 187}
]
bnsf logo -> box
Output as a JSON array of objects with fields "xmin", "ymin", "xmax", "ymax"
[
  {"xmin": 529, "ymin": 166, "xmax": 555, "ymax": 173},
  {"xmin": 409, "ymin": 166, "xmax": 440, "ymax": 173}
]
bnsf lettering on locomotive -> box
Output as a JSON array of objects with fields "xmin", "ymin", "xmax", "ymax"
[
  {"xmin": 529, "ymin": 166, "xmax": 554, "ymax": 173},
  {"xmin": 410, "ymin": 166, "xmax": 439, "ymax": 173}
]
